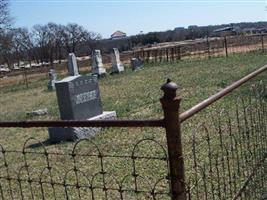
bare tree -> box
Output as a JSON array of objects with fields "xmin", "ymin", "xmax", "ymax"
[
  {"xmin": 0, "ymin": 0, "xmax": 12, "ymax": 65},
  {"xmin": 11, "ymin": 28, "xmax": 36, "ymax": 66},
  {"xmin": 32, "ymin": 24, "xmax": 52, "ymax": 64},
  {"xmin": 61, "ymin": 23, "xmax": 101, "ymax": 54},
  {"xmin": 46, "ymin": 23, "xmax": 64, "ymax": 64},
  {"xmin": 0, "ymin": 30, "xmax": 13, "ymax": 67},
  {"xmin": 0, "ymin": 0, "xmax": 12, "ymax": 31}
]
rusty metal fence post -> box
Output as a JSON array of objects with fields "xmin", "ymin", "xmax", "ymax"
[
  {"xmin": 160, "ymin": 79, "xmax": 186, "ymax": 200},
  {"xmin": 224, "ymin": 36, "xmax": 228, "ymax": 57},
  {"xmin": 261, "ymin": 33, "xmax": 264, "ymax": 53},
  {"xmin": 23, "ymin": 68, "xmax": 29, "ymax": 89},
  {"xmin": 147, "ymin": 50, "xmax": 150, "ymax": 63},
  {"xmin": 177, "ymin": 46, "xmax": 181, "ymax": 60},
  {"xmin": 207, "ymin": 37, "xmax": 211, "ymax": 59},
  {"xmin": 173, "ymin": 48, "xmax": 175, "ymax": 61}
]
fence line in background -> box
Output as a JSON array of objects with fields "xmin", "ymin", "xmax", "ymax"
[
  {"xmin": 134, "ymin": 34, "xmax": 267, "ymax": 63},
  {"xmin": 1, "ymin": 33, "xmax": 267, "ymax": 80}
]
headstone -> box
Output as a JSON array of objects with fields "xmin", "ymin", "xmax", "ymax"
[
  {"xmin": 91, "ymin": 50, "xmax": 106, "ymax": 76},
  {"xmin": 47, "ymin": 69, "xmax": 57, "ymax": 91},
  {"xmin": 111, "ymin": 48, "xmax": 124, "ymax": 74},
  {"xmin": 131, "ymin": 58, "xmax": 143, "ymax": 71},
  {"xmin": 55, "ymin": 75, "xmax": 103, "ymax": 120},
  {"xmin": 68, "ymin": 53, "xmax": 79, "ymax": 76},
  {"xmin": 48, "ymin": 75, "xmax": 117, "ymax": 143}
]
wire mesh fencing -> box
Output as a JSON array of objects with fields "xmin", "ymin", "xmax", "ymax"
[
  {"xmin": 0, "ymin": 127, "xmax": 172, "ymax": 200},
  {"xmin": 182, "ymin": 81, "xmax": 267, "ymax": 200},
  {"xmin": 134, "ymin": 34, "xmax": 267, "ymax": 63}
]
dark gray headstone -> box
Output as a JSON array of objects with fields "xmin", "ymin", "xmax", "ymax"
[
  {"xmin": 131, "ymin": 58, "xmax": 143, "ymax": 71},
  {"xmin": 55, "ymin": 75, "xmax": 103, "ymax": 120}
]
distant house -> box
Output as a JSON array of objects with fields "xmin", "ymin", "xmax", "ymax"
[
  {"xmin": 174, "ymin": 27, "xmax": 185, "ymax": 31},
  {"xmin": 111, "ymin": 31, "xmax": 127, "ymax": 40}
]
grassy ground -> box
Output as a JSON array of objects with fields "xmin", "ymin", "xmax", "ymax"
[
  {"xmin": 1, "ymin": 52, "xmax": 267, "ymax": 121},
  {"xmin": 0, "ymin": 52, "xmax": 266, "ymax": 199}
]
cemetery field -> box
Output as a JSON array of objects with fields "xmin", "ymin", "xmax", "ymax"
[
  {"xmin": 0, "ymin": 52, "xmax": 266, "ymax": 199},
  {"xmin": 0, "ymin": 52, "xmax": 267, "ymax": 147}
]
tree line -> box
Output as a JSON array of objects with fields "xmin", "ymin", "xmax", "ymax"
[
  {"xmin": 1, "ymin": 23, "xmax": 101, "ymax": 67},
  {"xmin": 0, "ymin": 1, "xmax": 102, "ymax": 67}
]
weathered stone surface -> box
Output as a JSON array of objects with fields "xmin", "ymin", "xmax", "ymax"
[
  {"xmin": 68, "ymin": 53, "xmax": 79, "ymax": 76},
  {"xmin": 47, "ymin": 69, "xmax": 57, "ymax": 91},
  {"xmin": 55, "ymin": 75, "xmax": 103, "ymax": 120},
  {"xmin": 27, "ymin": 108, "xmax": 48, "ymax": 117},
  {"xmin": 111, "ymin": 48, "xmax": 124, "ymax": 74},
  {"xmin": 48, "ymin": 111, "xmax": 117, "ymax": 143},
  {"xmin": 131, "ymin": 58, "xmax": 143, "ymax": 71},
  {"xmin": 91, "ymin": 50, "xmax": 106, "ymax": 76}
]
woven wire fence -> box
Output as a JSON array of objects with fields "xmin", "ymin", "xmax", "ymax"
[
  {"xmin": 182, "ymin": 81, "xmax": 267, "ymax": 200},
  {"xmin": 0, "ymin": 127, "xmax": 171, "ymax": 200},
  {"xmin": 134, "ymin": 34, "xmax": 267, "ymax": 63}
]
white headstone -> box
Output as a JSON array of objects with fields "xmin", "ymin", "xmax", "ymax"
[
  {"xmin": 47, "ymin": 69, "xmax": 57, "ymax": 91},
  {"xmin": 68, "ymin": 53, "xmax": 79, "ymax": 76},
  {"xmin": 111, "ymin": 48, "xmax": 124, "ymax": 74},
  {"xmin": 91, "ymin": 50, "xmax": 106, "ymax": 76}
]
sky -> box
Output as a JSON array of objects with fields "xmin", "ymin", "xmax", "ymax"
[{"xmin": 10, "ymin": 0, "xmax": 267, "ymax": 38}]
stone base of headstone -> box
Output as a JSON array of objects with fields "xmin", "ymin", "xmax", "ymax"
[
  {"xmin": 110, "ymin": 64, "xmax": 124, "ymax": 75},
  {"xmin": 97, "ymin": 73, "xmax": 107, "ymax": 78},
  {"xmin": 48, "ymin": 111, "xmax": 117, "ymax": 143},
  {"xmin": 92, "ymin": 66, "xmax": 107, "ymax": 77}
]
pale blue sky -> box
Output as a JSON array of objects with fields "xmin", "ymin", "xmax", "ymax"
[{"xmin": 10, "ymin": 0, "xmax": 267, "ymax": 38}]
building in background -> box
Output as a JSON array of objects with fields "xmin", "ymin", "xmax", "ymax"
[{"xmin": 111, "ymin": 31, "xmax": 127, "ymax": 40}]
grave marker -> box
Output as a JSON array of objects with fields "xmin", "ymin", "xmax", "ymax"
[
  {"xmin": 131, "ymin": 58, "xmax": 143, "ymax": 71},
  {"xmin": 49, "ymin": 67, "xmax": 116, "ymax": 142},
  {"xmin": 55, "ymin": 75, "xmax": 103, "ymax": 120},
  {"xmin": 91, "ymin": 50, "xmax": 106, "ymax": 76},
  {"xmin": 111, "ymin": 48, "xmax": 124, "ymax": 74},
  {"xmin": 68, "ymin": 53, "xmax": 79, "ymax": 76},
  {"xmin": 47, "ymin": 69, "xmax": 57, "ymax": 91}
]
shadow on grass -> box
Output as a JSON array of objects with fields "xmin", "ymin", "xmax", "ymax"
[{"xmin": 27, "ymin": 139, "xmax": 72, "ymax": 148}]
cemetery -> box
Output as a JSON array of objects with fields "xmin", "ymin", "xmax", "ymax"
[
  {"xmin": 0, "ymin": 50, "xmax": 266, "ymax": 144},
  {"xmin": 49, "ymin": 52, "xmax": 117, "ymax": 142},
  {"xmin": 0, "ymin": 42, "xmax": 267, "ymax": 199},
  {"xmin": 0, "ymin": 1, "xmax": 266, "ymax": 199}
]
